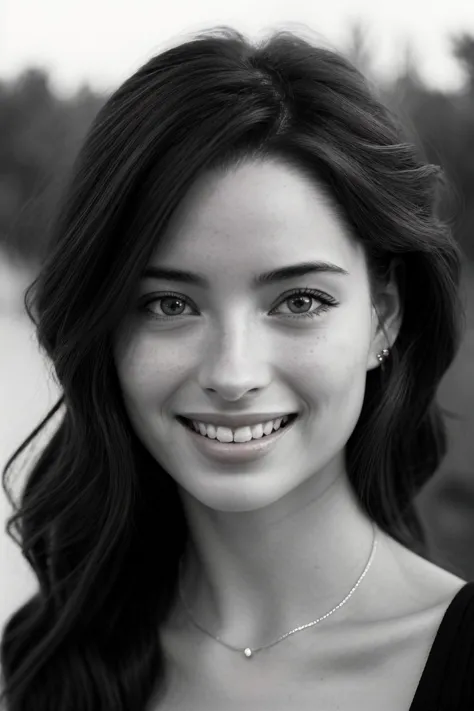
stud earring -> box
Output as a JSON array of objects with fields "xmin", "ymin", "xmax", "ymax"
[{"xmin": 376, "ymin": 348, "xmax": 390, "ymax": 371}]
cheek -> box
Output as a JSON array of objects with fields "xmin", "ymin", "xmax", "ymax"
[
  {"xmin": 324, "ymin": 357, "xmax": 369, "ymax": 433},
  {"xmin": 286, "ymin": 329, "xmax": 367, "ymax": 381},
  {"xmin": 113, "ymin": 334, "xmax": 157, "ymax": 410},
  {"xmin": 114, "ymin": 337, "xmax": 189, "ymax": 416},
  {"xmin": 289, "ymin": 339, "xmax": 370, "ymax": 422}
]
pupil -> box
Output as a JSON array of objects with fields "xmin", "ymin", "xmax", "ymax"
[
  {"xmin": 291, "ymin": 296, "xmax": 310, "ymax": 313},
  {"xmin": 165, "ymin": 298, "xmax": 183, "ymax": 314}
]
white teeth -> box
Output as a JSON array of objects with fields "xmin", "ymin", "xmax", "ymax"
[{"xmin": 191, "ymin": 415, "xmax": 292, "ymax": 443}]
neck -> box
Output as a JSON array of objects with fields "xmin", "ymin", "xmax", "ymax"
[{"xmin": 176, "ymin": 468, "xmax": 380, "ymax": 651}]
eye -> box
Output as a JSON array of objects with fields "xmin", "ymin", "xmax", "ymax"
[
  {"xmin": 139, "ymin": 287, "xmax": 339, "ymax": 321},
  {"xmin": 140, "ymin": 292, "xmax": 196, "ymax": 320},
  {"xmin": 269, "ymin": 287, "xmax": 339, "ymax": 320}
]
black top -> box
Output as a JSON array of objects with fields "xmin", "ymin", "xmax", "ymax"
[{"xmin": 408, "ymin": 581, "xmax": 474, "ymax": 709}]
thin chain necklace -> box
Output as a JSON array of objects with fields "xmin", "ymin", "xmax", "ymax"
[{"xmin": 177, "ymin": 521, "xmax": 377, "ymax": 659}]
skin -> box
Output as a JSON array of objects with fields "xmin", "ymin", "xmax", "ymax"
[{"xmin": 112, "ymin": 157, "xmax": 405, "ymax": 660}]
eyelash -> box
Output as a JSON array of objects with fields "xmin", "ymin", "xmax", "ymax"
[{"xmin": 139, "ymin": 287, "xmax": 339, "ymax": 322}]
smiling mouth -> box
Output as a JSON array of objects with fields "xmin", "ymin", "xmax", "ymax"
[{"xmin": 176, "ymin": 413, "xmax": 299, "ymax": 442}]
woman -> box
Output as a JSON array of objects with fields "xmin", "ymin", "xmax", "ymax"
[{"xmin": 1, "ymin": 26, "xmax": 472, "ymax": 711}]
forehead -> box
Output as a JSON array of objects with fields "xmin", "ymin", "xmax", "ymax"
[{"xmin": 149, "ymin": 159, "xmax": 366, "ymax": 279}]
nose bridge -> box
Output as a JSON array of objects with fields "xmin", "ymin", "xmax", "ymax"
[
  {"xmin": 204, "ymin": 306, "xmax": 264, "ymax": 367},
  {"xmin": 197, "ymin": 307, "xmax": 271, "ymax": 396}
]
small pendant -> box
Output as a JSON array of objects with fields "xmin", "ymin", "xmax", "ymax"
[{"xmin": 244, "ymin": 648, "xmax": 253, "ymax": 658}]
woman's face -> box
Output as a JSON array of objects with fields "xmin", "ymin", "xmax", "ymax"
[{"xmin": 113, "ymin": 158, "xmax": 398, "ymax": 512}]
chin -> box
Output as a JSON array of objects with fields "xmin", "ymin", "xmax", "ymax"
[{"xmin": 178, "ymin": 473, "xmax": 302, "ymax": 513}]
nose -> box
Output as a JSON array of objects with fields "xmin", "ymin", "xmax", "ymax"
[{"xmin": 196, "ymin": 327, "xmax": 271, "ymax": 402}]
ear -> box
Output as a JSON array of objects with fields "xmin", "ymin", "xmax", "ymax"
[{"xmin": 367, "ymin": 258, "xmax": 404, "ymax": 372}]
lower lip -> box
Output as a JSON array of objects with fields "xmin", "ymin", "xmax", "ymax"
[{"xmin": 177, "ymin": 415, "xmax": 299, "ymax": 463}]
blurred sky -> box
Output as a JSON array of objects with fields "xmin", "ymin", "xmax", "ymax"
[{"xmin": 2, "ymin": 0, "xmax": 474, "ymax": 97}]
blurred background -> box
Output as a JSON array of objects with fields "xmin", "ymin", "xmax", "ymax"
[{"xmin": 1, "ymin": 1, "xmax": 474, "ymax": 632}]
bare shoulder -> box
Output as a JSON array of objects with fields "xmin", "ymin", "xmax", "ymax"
[
  {"xmin": 382, "ymin": 531, "xmax": 468, "ymax": 611},
  {"xmin": 307, "ymin": 534, "xmax": 471, "ymax": 711},
  {"xmin": 151, "ymin": 534, "xmax": 469, "ymax": 711}
]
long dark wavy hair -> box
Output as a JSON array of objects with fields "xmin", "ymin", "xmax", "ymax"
[{"xmin": 0, "ymin": 25, "xmax": 467, "ymax": 710}]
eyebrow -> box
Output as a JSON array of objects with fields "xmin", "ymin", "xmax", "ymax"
[{"xmin": 141, "ymin": 261, "xmax": 349, "ymax": 287}]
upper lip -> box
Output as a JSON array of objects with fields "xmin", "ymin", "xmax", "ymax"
[{"xmin": 177, "ymin": 412, "xmax": 297, "ymax": 428}]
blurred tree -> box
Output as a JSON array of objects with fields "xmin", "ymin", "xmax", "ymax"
[
  {"xmin": 0, "ymin": 69, "xmax": 105, "ymax": 264},
  {"xmin": 344, "ymin": 18, "xmax": 375, "ymax": 81},
  {"xmin": 377, "ymin": 35, "xmax": 474, "ymax": 263},
  {"xmin": 452, "ymin": 33, "xmax": 474, "ymax": 94},
  {"xmin": 0, "ymin": 34, "xmax": 473, "ymax": 265}
]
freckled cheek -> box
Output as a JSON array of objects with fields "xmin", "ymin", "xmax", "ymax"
[
  {"xmin": 286, "ymin": 339, "xmax": 366, "ymax": 396},
  {"xmin": 118, "ymin": 343, "xmax": 191, "ymax": 408}
]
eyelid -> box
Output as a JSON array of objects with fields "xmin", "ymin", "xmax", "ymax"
[
  {"xmin": 141, "ymin": 287, "xmax": 337, "ymax": 306},
  {"xmin": 140, "ymin": 286, "xmax": 338, "ymax": 319},
  {"xmin": 272, "ymin": 286, "xmax": 338, "ymax": 306}
]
